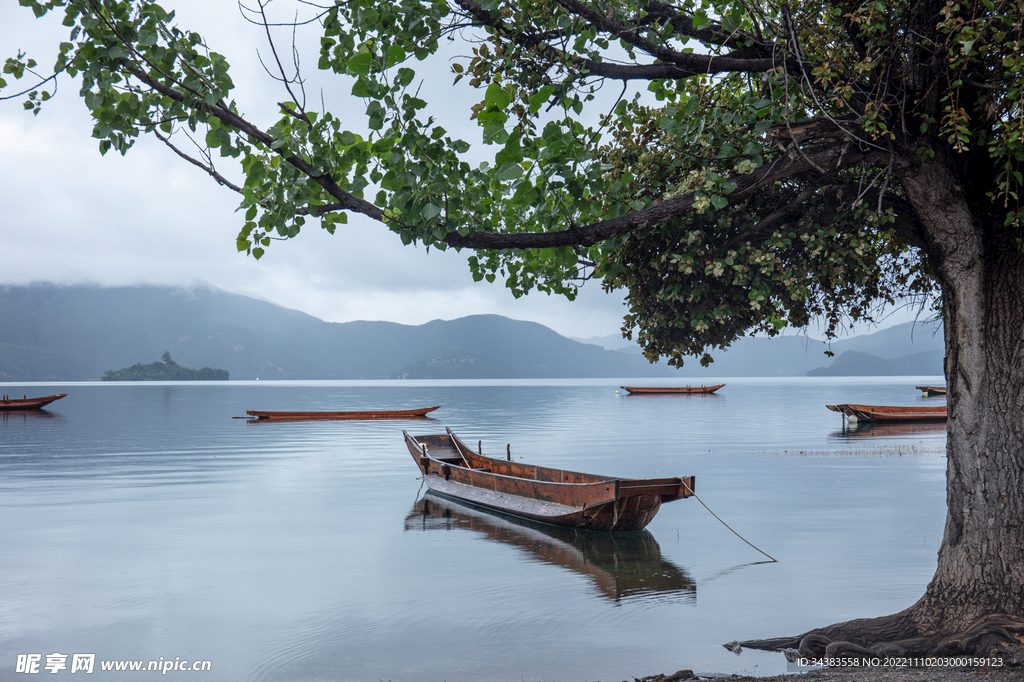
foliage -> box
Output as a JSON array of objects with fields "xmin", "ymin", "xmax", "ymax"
[{"xmin": 5, "ymin": 0, "xmax": 1023, "ymax": 364}]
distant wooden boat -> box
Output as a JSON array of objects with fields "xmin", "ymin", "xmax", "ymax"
[
  {"xmin": 0, "ymin": 393, "xmax": 68, "ymax": 411},
  {"xmin": 620, "ymin": 384, "xmax": 725, "ymax": 395},
  {"xmin": 827, "ymin": 403, "xmax": 947, "ymax": 423},
  {"xmin": 403, "ymin": 427, "xmax": 694, "ymax": 531},
  {"xmin": 916, "ymin": 385, "xmax": 947, "ymax": 396},
  {"xmin": 247, "ymin": 405, "xmax": 440, "ymax": 421}
]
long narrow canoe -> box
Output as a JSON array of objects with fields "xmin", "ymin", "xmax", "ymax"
[
  {"xmin": 827, "ymin": 403, "xmax": 947, "ymax": 423},
  {"xmin": 620, "ymin": 384, "xmax": 725, "ymax": 395},
  {"xmin": 0, "ymin": 393, "xmax": 68, "ymax": 411},
  {"xmin": 403, "ymin": 427, "xmax": 694, "ymax": 531},
  {"xmin": 247, "ymin": 405, "xmax": 440, "ymax": 421},
  {"xmin": 915, "ymin": 385, "xmax": 947, "ymax": 396}
]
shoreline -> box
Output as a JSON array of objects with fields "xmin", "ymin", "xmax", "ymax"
[
  {"xmin": 635, "ymin": 661, "xmax": 1024, "ymax": 682},
  {"xmin": 635, "ymin": 669, "xmax": 1024, "ymax": 682},
  {"xmin": 630, "ymin": 641, "xmax": 1024, "ymax": 682}
]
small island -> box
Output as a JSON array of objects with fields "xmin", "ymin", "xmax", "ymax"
[{"xmin": 101, "ymin": 352, "xmax": 229, "ymax": 381}]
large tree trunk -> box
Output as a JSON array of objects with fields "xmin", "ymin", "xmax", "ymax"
[
  {"xmin": 903, "ymin": 156, "xmax": 1024, "ymax": 634},
  {"xmin": 738, "ymin": 155, "xmax": 1024, "ymax": 658}
]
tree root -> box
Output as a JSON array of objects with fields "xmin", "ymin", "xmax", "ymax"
[
  {"xmin": 732, "ymin": 613, "xmax": 1024, "ymax": 662},
  {"xmin": 633, "ymin": 669, "xmax": 695, "ymax": 682}
]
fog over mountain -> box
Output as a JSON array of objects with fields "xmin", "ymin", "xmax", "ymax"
[{"xmin": 0, "ymin": 284, "xmax": 944, "ymax": 381}]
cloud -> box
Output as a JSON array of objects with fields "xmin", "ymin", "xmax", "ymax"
[{"xmin": 0, "ymin": 1, "xmax": 631, "ymax": 339}]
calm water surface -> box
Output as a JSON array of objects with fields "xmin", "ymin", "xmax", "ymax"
[{"xmin": 0, "ymin": 378, "xmax": 948, "ymax": 681}]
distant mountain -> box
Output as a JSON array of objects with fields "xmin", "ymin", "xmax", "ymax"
[
  {"xmin": 0, "ymin": 284, "xmax": 679, "ymax": 381},
  {"xmin": 807, "ymin": 348, "xmax": 944, "ymax": 376},
  {"xmin": 0, "ymin": 284, "xmax": 946, "ymax": 381},
  {"xmin": 573, "ymin": 333, "xmax": 638, "ymax": 351},
  {"xmin": 604, "ymin": 321, "xmax": 944, "ymax": 377}
]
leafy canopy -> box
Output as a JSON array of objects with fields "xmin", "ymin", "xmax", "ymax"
[{"xmin": 6, "ymin": 0, "xmax": 1023, "ymax": 365}]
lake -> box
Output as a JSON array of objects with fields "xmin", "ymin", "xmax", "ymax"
[{"xmin": 0, "ymin": 378, "xmax": 948, "ymax": 681}]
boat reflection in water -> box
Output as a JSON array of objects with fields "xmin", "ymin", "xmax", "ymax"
[
  {"xmin": 1, "ymin": 410, "xmax": 65, "ymax": 423},
  {"xmin": 405, "ymin": 493, "xmax": 696, "ymax": 604},
  {"xmin": 831, "ymin": 420, "xmax": 947, "ymax": 439}
]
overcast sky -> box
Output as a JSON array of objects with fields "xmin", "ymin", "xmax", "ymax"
[
  {"xmin": 0, "ymin": 0, "xmax": 643, "ymax": 341},
  {"xmin": 0, "ymin": 1, "xmax": 925, "ymax": 344}
]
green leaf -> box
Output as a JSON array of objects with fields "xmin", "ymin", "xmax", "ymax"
[
  {"xmin": 387, "ymin": 45, "xmax": 406, "ymax": 67},
  {"xmin": 347, "ymin": 52, "xmax": 372, "ymax": 76},
  {"xmin": 485, "ymin": 82, "xmax": 512, "ymax": 110},
  {"xmin": 351, "ymin": 77, "xmax": 370, "ymax": 98},
  {"xmin": 495, "ymin": 161, "xmax": 522, "ymax": 181}
]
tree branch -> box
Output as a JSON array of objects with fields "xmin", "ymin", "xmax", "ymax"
[
  {"xmin": 445, "ymin": 145, "xmax": 891, "ymax": 249},
  {"xmin": 642, "ymin": 0, "xmax": 760, "ymax": 49},
  {"xmin": 152, "ymin": 128, "xmax": 244, "ymax": 194},
  {"xmin": 122, "ymin": 63, "xmax": 386, "ymax": 223},
  {"xmin": 453, "ymin": 0, "xmax": 784, "ymax": 81}
]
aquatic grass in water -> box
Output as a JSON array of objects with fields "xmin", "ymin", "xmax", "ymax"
[{"xmin": 760, "ymin": 444, "xmax": 945, "ymax": 457}]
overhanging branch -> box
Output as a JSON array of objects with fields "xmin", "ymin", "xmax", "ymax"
[
  {"xmin": 123, "ymin": 63, "xmax": 386, "ymax": 223},
  {"xmin": 445, "ymin": 145, "xmax": 890, "ymax": 249},
  {"xmin": 453, "ymin": 0, "xmax": 783, "ymax": 81}
]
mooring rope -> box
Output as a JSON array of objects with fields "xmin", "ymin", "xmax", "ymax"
[{"xmin": 682, "ymin": 479, "xmax": 778, "ymax": 563}]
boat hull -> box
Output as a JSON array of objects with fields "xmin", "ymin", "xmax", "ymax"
[
  {"xmin": 915, "ymin": 385, "xmax": 947, "ymax": 396},
  {"xmin": 404, "ymin": 429, "xmax": 693, "ymax": 532},
  {"xmin": 0, "ymin": 393, "xmax": 68, "ymax": 411},
  {"xmin": 827, "ymin": 403, "xmax": 947, "ymax": 422},
  {"xmin": 247, "ymin": 405, "xmax": 440, "ymax": 421},
  {"xmin": 620, "ymin": 384, "xmax": 724, "ymax": 395}
]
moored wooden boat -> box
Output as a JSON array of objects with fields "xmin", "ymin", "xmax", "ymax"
[
  {"xmin": 0, "ymin": 393, "xmax": 68, "ymax": 411},
  {"xmin": 620, "ymin": 384, "xmax": 725, "ymax": 395},
  {"xmin": 403, "ymin": 427, "xmax": 694, "ymax": 531},
  {"xmin": 247, "ymin": 405, "xmax": 440, "ymax": 421},
  {"xmin": 827, "ymin": 403, "xmax": 947, "ymax": 423},
  {"xmin": 915, "ymin": 385, "xmax": 947, "ymax": 396}
]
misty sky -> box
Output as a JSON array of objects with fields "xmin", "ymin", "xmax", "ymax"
[
  {"xmin": 0, "ymin": 1, "xmax": 923, "ymax": 342},
  {"xmin": 0, "ymin": 0, "xmax": 640, "ymax": 340}
]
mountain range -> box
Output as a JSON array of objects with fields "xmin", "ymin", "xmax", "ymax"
[{"xmin": 0, "ymin": 284, "xmax": 945, "ymax": 381}]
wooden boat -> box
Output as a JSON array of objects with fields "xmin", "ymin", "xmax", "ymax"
[
  {"xmin": 915, "ymin": 385, "xmax": 947, "ymax": 396},
  {"xmin": 403, "ymin": 427, "xmax": 694, "ymax": 531},
  {"xmin": 0, "ymin": 393, "xmax": 68, "ymax": 411},
  {"xmin": 827, "ymin": 403, "xmax": 947, "ymax": 423},
  {"xmin": 620, "ymin": 384, "xmax": 725, "ymax": 395},
  {"xmin": 247, "ymin": 405, "xmax": 440, "ymax": 421}
]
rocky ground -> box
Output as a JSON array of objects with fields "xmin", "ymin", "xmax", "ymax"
[
  {"xmin": 634, "ymin": 668, "xmax": 1024, "ymax": 682},
  {"xmin": 631, "ymin": 642, "xmax": 1024, "ymax": 682}
]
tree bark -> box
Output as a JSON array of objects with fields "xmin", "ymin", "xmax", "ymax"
[
  {"xmin": 900, "ymin": 154, "xmax": 1024, "ymax": 633},
  {"xmin": 739, "ymin": 153, "xmax": 1024, "ymax": 657}
]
